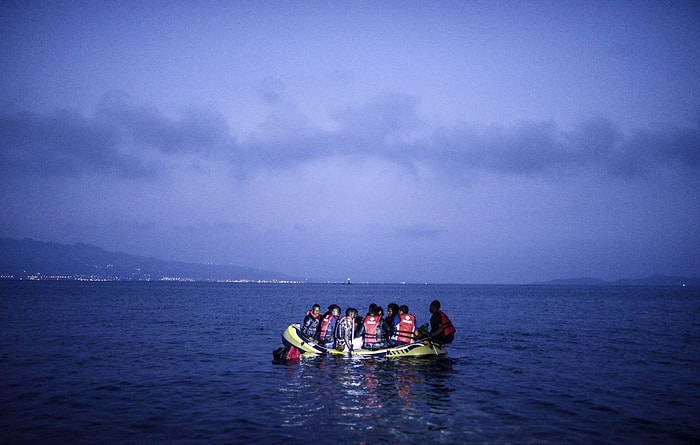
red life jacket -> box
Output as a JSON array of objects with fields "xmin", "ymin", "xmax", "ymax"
[
  {"xmin": 438, "ymin": 310, "xmax": 456, "ymax": 336},
  {"xmin": 306, "ymin": 310, "xmax": 320, "ymax": 320},
  {"xmin": 319, "ymin": 313, "xmax": 337, "ymax": 343},
  {"xmin": 396, "ymin": 313, "xmax": 416, "ymax": 344},
  {"xmin": 285, "ymin": 345, "xmax": 301, "ymax": 360},
  {"xmin": 363, "ymin": 315, "xmax": 380, "ymax": 345}
]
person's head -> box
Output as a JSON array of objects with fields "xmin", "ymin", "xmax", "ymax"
[
  {"xmin": 387, "ymin": 303, "xmax": 399, "ymax": 316},
  {"xmin": 399, "ymin": 304, "xmax": 409, "ymax": 314},
  {"xmin": 346, "ymin": 307, "xmax": 357, "ymax": 318},
  {"xmin": 430, "ymin": 300, "xmax": 441, "ymax": 313},
  {"xmin": 376, "ymin": 306, "xmax": 384, "ymax": 317},
  {"xmin": 329, "ymin": 304, "xmax": 341, "ymax": 316},
  {"xmin": 312, "ymin": 304, "xmax": 321, "ymax": 315}
]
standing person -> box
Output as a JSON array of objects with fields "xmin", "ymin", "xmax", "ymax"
[
  {"xmin": 426, "ymin": 300, "xmax": 455, "ymax": 344},
  {"xmin": 335, "ymin": 307, "xmax": 358, "ymax": 352},
  {"xmin": 394, "ymin": 305, "xmax": 417, "ymax": 345},
  {"xmin": 301, "ymin": 304, "xmax": 321, "ymax": 340},
  {"xmin": 318, "ymin": 305, "xmax": 341, "ymax": 349}
]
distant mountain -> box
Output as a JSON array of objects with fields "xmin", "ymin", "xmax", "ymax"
[
  {"xmin": 0, "ymin": 237, "xmax": 298, "ymax": 282},
  {"xmin": 537, "ymin": 277, "xmax": 610, "ymax": 285},
  {"xmin": 536, "ymin": 275, "xmax": 699, "ymax": 286}
]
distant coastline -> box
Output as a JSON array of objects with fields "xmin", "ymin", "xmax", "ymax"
[
  {"xmin": 1, "ymin": 237, "xmax": 697, "ymax": 285},
  {"xmin": 533, "ymin": 275, "xmax": 699, "ymax": 287},
  {"xmin": 0, "ymin": 237, "xmax": 300, "ymax": 283}
]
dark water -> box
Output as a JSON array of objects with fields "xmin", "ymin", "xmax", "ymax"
[{"xmin": 1, "ymin": 282, "xmax": 698, "ymax": 444}]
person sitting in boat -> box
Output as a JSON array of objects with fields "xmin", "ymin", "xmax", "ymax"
[
  {"xmin": 382, "ymin": 303, "xmax": 399, "ymax": 343},
  {"xmin": 393, "ymin": 305, "xmax": 417, "ymax": 346},
  {"xmin": 365, "ymin": 303, "xmax": 378, "ymax": 318},
  {"xmin": 353, "ymin": 313, "xmax": 365, "ymax": 350},
  {"xmin": 318, "ymin": 304, "xmax": 341, "ymax": 349},
  {"xmin": 363, "ymin": 306, "xmax": 387, "ymax": 350},
  {"xmin": 424, "ymin": 300, "xmax": 455, "ymax": 345},
  {"xmin": 301, "ymin": 303, "xmax": 321, "ymax": 340},
  {"xmin": 334, "ymin": 307, "xmax": 358, "ymax": 351}
]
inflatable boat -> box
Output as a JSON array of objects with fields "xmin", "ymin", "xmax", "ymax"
[{"xmin": 281, "ymin": 323, "xmax": 447, "ymax": 357}]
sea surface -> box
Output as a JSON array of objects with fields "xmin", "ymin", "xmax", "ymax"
[{"xmin": 1, "ymin": 281, "xmax": 698, "ymax": 444}]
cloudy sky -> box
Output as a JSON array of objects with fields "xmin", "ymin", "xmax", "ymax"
[{"xmin": 2, "ymin": 1, "xmax": 699, "ymax": 283}]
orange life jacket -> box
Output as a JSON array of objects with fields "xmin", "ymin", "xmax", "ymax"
[
  {"xmin": 395, "ymin": 313, "xmax": 416, "ymax": 344},
  {"xmin": 319, "ymin": 313, "xmax": 337, "ymax": 343},
  {"xmin": 438, "ymin": 310, "xmax": 456, "ymax": 336},
  {"xmin": 363, "ymin": 315, "xmax": 380, "ymax": 345}
]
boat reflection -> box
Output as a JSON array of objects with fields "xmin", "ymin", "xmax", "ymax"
[{"xmin": 277, "ymin": 354, "xmax": 457, "ymax": 430}]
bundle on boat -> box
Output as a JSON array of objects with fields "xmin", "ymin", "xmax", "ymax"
[{"xmin": 274, "ymin": 323, "xmax": 447, "ymax": 360}]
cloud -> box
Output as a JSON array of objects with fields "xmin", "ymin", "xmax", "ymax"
[
  {"xmin": 426, "ymin": 120, "xmax": 570, "ymax": 177},
  {"xmin": 0, "ymin": 92, "xmax": 233, "ymax": 179},
  {"xmin": 96, "ymin": 93, "xmax": 231, "ymax": 156},
  {"xmin": 424, "ymin": 115, "xmax": 699, "ymax": 180},
  {"xmin": 331, "ymin": 93, "xmax": 424, "ymax": 145},
  {"xmin": 2, "ymin": 92, "xmax": 698, "ymax": 184},
  {"xmin": 617, "ymin": 122, "xmax": 700, "ymax": 175},
  {"xmin": 255, "ymin": 77, "xmax": 287, "ymax": 105},
  {"xmin": 0, "ymin": 108, "xmax": 156, "ymax": 178}
]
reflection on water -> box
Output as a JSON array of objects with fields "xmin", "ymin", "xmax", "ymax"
[{"xmin": 275, "ymin": 356, "xmax": 458, "ymax": 440}]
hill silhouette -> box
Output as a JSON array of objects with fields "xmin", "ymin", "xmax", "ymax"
[
  {"xmin": 535, "ymin": 275, "xmax": 699, "ymax": 286},
  {"xmin": 0, "ymin": 237, "xmax": 298, "ymax": 282}
]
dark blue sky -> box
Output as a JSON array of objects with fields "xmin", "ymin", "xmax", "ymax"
[{"xmin": 1, "ymin": 1, "xmax": 698, "ymax": 283}]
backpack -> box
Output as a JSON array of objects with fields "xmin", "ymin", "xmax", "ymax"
[{"xmin": 273, "ymin": 345, "xmax": 301, "ymax": 362}]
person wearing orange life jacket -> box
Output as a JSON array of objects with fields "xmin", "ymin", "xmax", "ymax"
[
  {"xmin": 362, "ymin": 306, "xmax": 386, "ymax": 349},
  {"xmin": 393, "ymin": 305, "xmax": 417, "ymax": 345},
  {"xmin": 318, "ymin": 304, "xmax": 341, "ymax": 348},
  {"xmin": 426, "ymin": 300, "xmax": 455, "ymax": 345}
]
